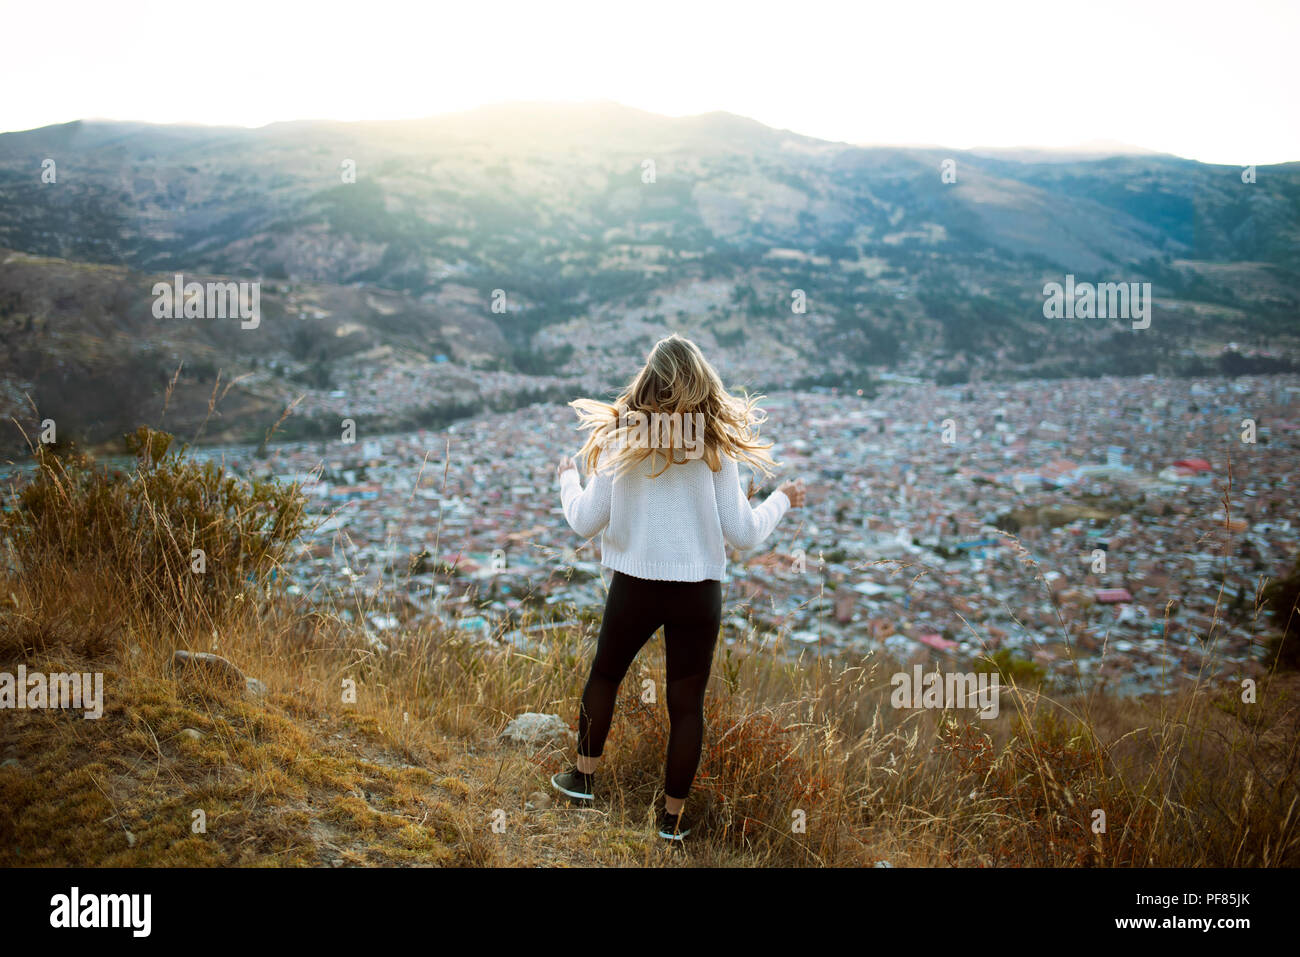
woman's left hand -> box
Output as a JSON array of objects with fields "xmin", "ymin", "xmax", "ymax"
[{"xmin": 556, "ymin": 456, "xmax": 577, "ymax": 480}]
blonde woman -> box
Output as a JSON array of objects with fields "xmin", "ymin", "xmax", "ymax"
[{"xmin": 551, "ymin": 334, "xmax": 805, "ymax": 841}]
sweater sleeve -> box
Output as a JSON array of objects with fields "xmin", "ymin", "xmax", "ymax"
[
  {"xmin": 559, "ymin": 452, "xmax": 612, "ymax": 539},
  {"xmin": 713, "ymin": 454, "xmax": 790, "ymax": 550}
]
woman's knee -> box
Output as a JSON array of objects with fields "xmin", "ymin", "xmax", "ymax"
[
  {"xmin": 587, "ymin": 656, "xmax": 627, "ymax": 686},
  {"xmin": 666, "ymin": 673, "xmax": 709, "ymax": 720}
]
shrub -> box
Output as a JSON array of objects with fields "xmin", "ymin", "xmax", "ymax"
[
  {"xmin": 2, "ymin": 426, "xmax": 307, "ymax": 636},
  {"xmin": 974, "ymin": 647, "xmax": 1051, "ymax": 690}
]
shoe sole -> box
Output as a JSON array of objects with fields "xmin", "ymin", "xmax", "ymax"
[
  {"xmin": 658, "ymin": 827, "xmax": 691, "ymax": 841},
  {"xmin": 550, "ymin": 773, "xmax": 593, "ymax": 802}
]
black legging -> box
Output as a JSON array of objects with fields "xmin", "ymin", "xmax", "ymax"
[{"xmin": 577, "ymin": 570, "xmax": 722, "ymax": 799}]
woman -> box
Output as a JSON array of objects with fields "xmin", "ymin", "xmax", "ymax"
[{"xmin": 552, "ymin": 334, "xmax": 805, "ymax": 841}]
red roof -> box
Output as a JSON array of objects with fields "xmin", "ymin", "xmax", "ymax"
[
  {"xmin": 918, "ymin": 633, "xmax": 958, "ymax": 651},
  {"xmin": 1172, "ymin": 458, "xmax": 1212, "ymax": 472},
  {"xmin": 1095, "ymin": 588, "xmax": 1134, "ymax": 603}
]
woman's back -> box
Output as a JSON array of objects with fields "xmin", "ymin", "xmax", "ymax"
[{"xmin": 559, "ymin": 449, "xmax": 790, "ymax": 582}]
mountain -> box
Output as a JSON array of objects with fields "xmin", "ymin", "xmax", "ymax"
[
  {"xmin": 967, "ymin": 140, "xmax": 1171, "ymax": 163},
  {"xmin": 0, "ymin": 103, "xmax": 1297, "ymax": 451}
]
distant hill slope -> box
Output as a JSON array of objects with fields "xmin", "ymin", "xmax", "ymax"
[
  {"xmin": 0, "ymin": 248, "xmax": 522, "ymax": 452},
  {"xmin": 0, "ymin": 104, "xmax": 1297, "ymax": 448}
]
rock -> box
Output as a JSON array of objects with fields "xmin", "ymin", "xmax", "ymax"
[
  {"xmin": 124, "ymin": 831, "xmax": 136, "ymax": 847},
  {"xmin": 179, "ymin": 728, "xmax": 204, "ymax": 742},
  {"xmin": 245, "ymin": 676, "xmax": 267, "ymax": 697},
  {"xmin": 525, "ymin": 790, "xmax": 552, "ymax": 810},
  {"xmin": 0, "ymin": 758, "xmax": 19, "ymax": 769},
  {"xmin": 168, "ymin": 650, "xmax": 249, "ymax": 693},
  {"xmin": 873, "ymin": 860, "xmax": 894, "ymax": 868},
  {"xmin": 499, "ymin": 712, "xmax": 572, "ymax": 749}
]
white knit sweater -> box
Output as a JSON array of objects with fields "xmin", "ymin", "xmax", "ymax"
[{"xmin": 558, "ymin": 450, "xmax": 791, "ymax": 582}]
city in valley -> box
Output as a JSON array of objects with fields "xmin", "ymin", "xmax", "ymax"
[{"xmin": 167, "ymin": 372, "xmax": 1298, "ymax": 696}]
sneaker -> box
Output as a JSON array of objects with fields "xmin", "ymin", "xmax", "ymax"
[
  {"xmin": 657, "ymin": 809, "xmax": 691, "ymax": 841},
  {"xmin": 550, "ymin": 766, "xmax": 594, "ymax": 802}
]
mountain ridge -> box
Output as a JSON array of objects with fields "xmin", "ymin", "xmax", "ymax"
[{"xmin": 1, "ymin": 102, "xmax": 1296, "ymax": 450}]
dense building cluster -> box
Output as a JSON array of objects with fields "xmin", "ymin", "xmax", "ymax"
[{"xmin": 54, "ymin": 374, "xmax": 1300, "ymax": 694}]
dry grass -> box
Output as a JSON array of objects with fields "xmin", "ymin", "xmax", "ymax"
[{"xmin": 1, "ymin": 430, "xmax": 1297, "ymax": 867}]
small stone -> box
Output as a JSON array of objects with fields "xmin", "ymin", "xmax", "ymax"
[
  {"xmin": 179, "ymin": 728, "xmax": 204, "ymax": 741},
  {"xmin": 125, "ymin": 831, "xmax": 137, "ymax": 847},
  {"xmin": 169, "ymin": 650, "xmax": 248, "ymax": 692},
  {"xmin": 873, "ymin": 860, "xmax": 893, "ymax": 868},
  {"xmin": 525, "ymin": 791, "xmax": 552, "ymax": 810},
  {"xmin": 0, "ymin": 758, "xmax": 19, "ymax": 769},
  {"xmin": 245, "ymin": 676, "xmax": 267, "ymax": 697},
  {"xmin": 499, "ymin": 712, "xmax": 572, "ymax": 749}
]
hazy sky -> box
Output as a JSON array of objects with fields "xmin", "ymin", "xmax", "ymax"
[{"xmin": 4, "ymin": 0, "xmax": 1297, "ymax": 164}]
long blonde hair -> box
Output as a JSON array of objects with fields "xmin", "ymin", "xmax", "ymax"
[{"xmin": 569, "ymin": 334, "xmax": 777, "ymax": 479}]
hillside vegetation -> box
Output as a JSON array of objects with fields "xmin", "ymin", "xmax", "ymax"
[{"xmin": 1, "ymin": 431, "xmax": 1297, "ymax": 867}]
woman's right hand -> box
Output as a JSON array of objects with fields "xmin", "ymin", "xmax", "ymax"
[{"xmin": 778, "ymin": 479, "xmax": 806, "ymax": 508}]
